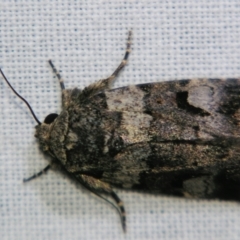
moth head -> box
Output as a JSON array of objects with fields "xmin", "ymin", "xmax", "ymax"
[
  {"xmin": 34, "ymin": 113, "xmax": 59, "ymax": 153},
  {"xmin": 1, "ymin": 63, "xmax": 72, "ymax": 164},
  {"xmin": 0, "ymin": 68, "xmax": 61, "ymax": 154}
]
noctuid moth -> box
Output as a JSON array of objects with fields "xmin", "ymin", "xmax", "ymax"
[{"xmin": 1, "ymin": 30, "xmax": 240, "ymax": 232}]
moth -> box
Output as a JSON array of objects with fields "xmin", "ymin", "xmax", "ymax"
[{"xmin": 1, "ymin": 31, "xmax": 240, "ymax": 232}]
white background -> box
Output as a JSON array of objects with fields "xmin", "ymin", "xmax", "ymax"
[{"xmin": 1, "ymin": 1, "xmax": 240, "ymax": 239}]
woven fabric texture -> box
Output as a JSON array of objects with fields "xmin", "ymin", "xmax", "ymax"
[{"xmin": 1, "ymin": 1, "xmax": 240, "ymax": 239}]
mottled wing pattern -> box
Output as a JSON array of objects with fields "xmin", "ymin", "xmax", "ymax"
[{"xmin": 73, "ymin": 79, "xmax": 240, "ymax": 200}]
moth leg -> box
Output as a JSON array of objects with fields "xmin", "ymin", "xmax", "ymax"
[
  {"xmin": 79, "ymin": 174, "xmax": 126, "ymax": 232},
  {"xmin": 48, "ymin": 60, "xmax": 65, "ymax": 90},
  {"xmin": 104, "ymin": 30, "xmax": 132, "ymax": 86},
  {"xmin": 80, "ymin": 30, "xmax": 132, "ymax": 99},
  {"xmin": 23, "ymin": 164, "xmax": 51, "ymax": 182}
]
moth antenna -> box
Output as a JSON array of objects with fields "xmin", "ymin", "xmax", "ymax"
[
  {"xmin": 0, "ymin": 68, "xmax": 41, "ymax": 125},
  {"xmin": 48, "ymin": 60, "xmax": 65, "ymax": 90}
]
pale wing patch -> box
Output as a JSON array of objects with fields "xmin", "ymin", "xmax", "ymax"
[
  {"xmin": 120, "ymin": 111, "xmax": 152, "ymax": 144},
  {"xmin": 188, "ymin": 85, "xmax": 214, "ymax": 112},
  {"xmin": 105, "ymin": 85, "xmax": 145, "ymax": 111},
  {"xmin": 65, "ymin": 131, "xmax": 79, "ymax": 150},
  {"xmin": 104, "ymin": 85, "xmax": 152, "ymax": 152}
]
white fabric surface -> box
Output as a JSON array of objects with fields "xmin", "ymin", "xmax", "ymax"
[{"xmin": 1, "ymin": 1, "xmax": 240, "ymax": 239}]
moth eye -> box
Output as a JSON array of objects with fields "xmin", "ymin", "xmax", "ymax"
[{"xmin": 44, "ymin": 113, "xmax": 59, "ymax": 124}]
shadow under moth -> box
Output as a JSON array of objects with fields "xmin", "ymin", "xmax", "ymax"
[{"xmin": 1, "ymin": 31, "xmax": 240, "ymax": 232}]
